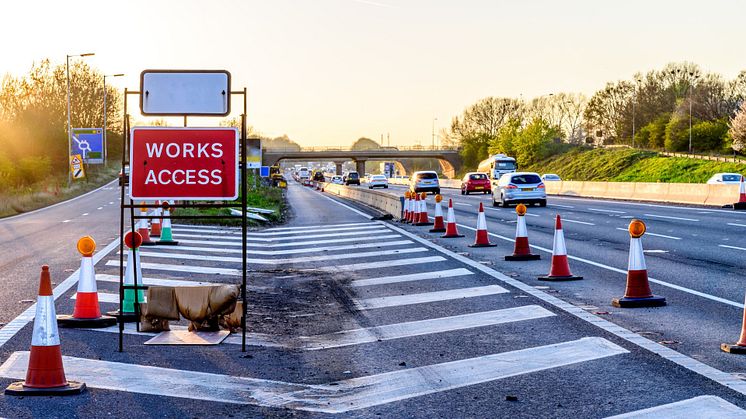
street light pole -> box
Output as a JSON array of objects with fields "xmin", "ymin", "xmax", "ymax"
[
  {"xmin": 66, "ymin": 52, "xmax": 95, "ymax": 186},
  {"xmin": 688, "ymin": 74, "xmax": 699, "ymax": 154},
  {"xmin": 103, "ymin": 73, "xmax": 124, "ymax": 167},
  {"xmin": 431, "ymin": 117, "xmax": 437, "ymax": 149}
]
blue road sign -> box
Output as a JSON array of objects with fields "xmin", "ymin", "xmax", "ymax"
[
  {"xmin": 260, "ymin": 166, "xmax": 270, "ymax": 177},
  {"xmin": 72, "ymin": 128, "xmax": 104, "ymax": 164}
]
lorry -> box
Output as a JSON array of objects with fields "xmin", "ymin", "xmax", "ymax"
[{"xmin": 477, "ymin": 154, "xmax": 517, "ymax": 182}]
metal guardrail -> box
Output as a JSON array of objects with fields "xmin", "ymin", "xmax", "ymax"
[{"xmin": 659, "ymin": 151, "xmax": 746, "ymax": 163}]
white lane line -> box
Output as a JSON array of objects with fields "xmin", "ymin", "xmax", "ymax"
[
  {"xmin": 62, "ymin": 219, "xmax": 71, "ymax": 223},
  {"xmin": 176, "ymin": 233, "xmax": 401, "ymax": 248},
  {"xmin": 263, "ymin": 222, "xmax": 376, "ymax": 231},
  {"xmin": 109, "ymin": 201, "xmax": 115, "ymax": 205},
  {"xmin": 727, "ymin": 223, "xmax": 746, "ymax": 228},
  {"xmin": 96, "ymin": 274, "xmax": 216, "ymax": 287},
  {"xmin": 351, "ymin": 268, "xmax": 474, "ymax": 287},
  {"xmin": 82, "ymin": 212, "xmax": 89, "ymax": 216},
  {"xmin": 605, "ymin": 395, "xmax": 746, "ymax": 418},
  {"xmin": 588, "ymin": 208, "xmax": 625, "ymax": 214},
  {"xmin": 0, "ymin": 338, "xmax": 626, "ymax": 413},
  {"xmin": 0, "ymin": 237, "xmax": 121, "ymax": 349},
  {"xmin": 454, "ymin": 202, "xmax": 472, "ymax": 207},
  {"xmin": 105, "ymin": 260, "xmax": 241, "ymax": 276},
  {"xmin": 153, "ymin": 240, "xmax": 414, "ymax": 256},
  {"xmin": 316, "ymin": 256, "xmax": 446, "ymax": 273},
  {"xmin": 563, "ymin": 219, "xmax": 595, "ymax": 226},
  {"xmin": 524, "ymin": 212, "xmax": 539, "ymax": 217},
  {"xmin": 484, "ymin": 207, "xmax": 501, "ymax": 211},
  {"xmin": 550, "ymin": 204, "xmax": 574, "ymax": 209},
  {"xmin": 175, "ymin": 228, "xmax": 390, "ymax": 242},
  {"xmin": 354, "ymin": 285, "xmax": 509, "ymax": 309},
  {"xmin": 719, "ymin": 245, "xmax": 746, "ymax": 251},
  {"xmin": 382, "ymin": 221, "xmax": 746, "ymax": 396},
  {"xmin": 643, "ymin": 213, "xmax": 699, "ymax": 222},
  {"xmin": 97, "ymin": 206, "xmax": 103, "ymax": 210},
  {"xmin": 174, "ymin": 225, "xmax": 384, "ymax": 237},
  {"xmin": 615, "ymin": 228, "xmax": 681, "ymax": 240},
  {"xmin": 136, "ymin": 247, "xmax": 429, "ymax": 265}
]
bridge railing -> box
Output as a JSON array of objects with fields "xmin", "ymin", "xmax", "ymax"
[{"xmin": 263, "ymin": 145, "xmax": 461, "ymax": 152}]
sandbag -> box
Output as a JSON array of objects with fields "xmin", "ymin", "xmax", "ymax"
[
  {"xmin": 144, "ymin": 286, "xmax": 180, "ymax": 320},
  {"xmin": 174, "ymin": 286, "xmax": 212, "ymax": 322},
  {"xmin": 139, "ymin": 303, "xmax": 171, "ymax": 332},
  {"xmin": 208, "ymin": 285, "xmax": 240, "ymax": 316}
]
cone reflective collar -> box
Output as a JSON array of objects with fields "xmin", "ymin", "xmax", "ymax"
[
  {"xmin": 58, "ymin": 237, "xmax": 116, "ymax": 328},
  {"xmin": 469, "ymin": 202, "xmax": 496, "ymax": 247},
  {"xmin": 137, "ymin": 202, "xmax": 157, "ymax": 246},
  {"xmin": 441, "ymin": 199, "xmax": 464, "ymax": 238},
  {"xmin": 538, "ymin": 215, "xmax": 582, "ymax": 281},
  {"xmin": 5, "ymin": 266, "xmax": 86, "ymax": 396},
  {"xmin": 429, "ymin": 194, "xmax": 446, "ymax": 233},
  {"xmin": 150, "ymin": 200, "xmax": 162, "ymax": 237},
  {"xmin": 409, "ymin": 193, "xmax": 420, "ymax": 223},
  {"xmin": 722, "ymin": 292, "xmax": 746, "ymax": 354},
  {"xmin": 157, "ymin": 201, "xmax": 179, "ymax": 245},
  {"xmin": 505, "ymin": 204, "xmax": 540, "ymax": 261},
  {"xmin": 415, "ymin": 193, "xmax": 433, "ymax": 226},
  {"xmin": 612, "ymin": 219, "xmax": 666, "ymax": 308}
]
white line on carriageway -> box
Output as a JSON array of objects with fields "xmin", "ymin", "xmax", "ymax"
[
  {"xmin": 588, "ymin": 208, "xmax": 626, "ymax": 214},
  {"xmin": 153, "ymin": 240, "xmax": 414, "ymax": 256},
  {"xmin": 173, "ymin": 224, "xmax": 386, "ymax": 236},
  {"xmin": 643, "ymin": 213, "xmax": 699, "ymax": 222},
  {"xmin": 562, "ymin": 219, "xmax": 595, "ymax": 226},
  {"xmin": 350, "ymin": 268, "xmax": 474, "ymax": 287},
  {"xmin": 175, "ymin": 233, "xmax": 402, "ymax": 248},
  {"xmin": 175, "ymin": 228, "xmax": 391, "ymax": 242},
  {"xmin": 614, "ymin": 227, "xmax": 681, "ymax": 240},
  {"xmin": 605, "ymin": 395, "xmax": 746, "ymax": 418},
  {"xmin": 354, "ymin": 285, "xmax": 509, "ymax": 309}
]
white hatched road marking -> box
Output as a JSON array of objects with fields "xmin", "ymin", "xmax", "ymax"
[
  {"xmin": 0, "ymin": 338, "xmax": 626, "ymax": 413},
  {"xmin": 176, "ymin": 233, "xmax": 401, "ymax": 248},
  {"xmin": 174, "ymin": 224, "xmax": 384, "ymax": 237},
  {"xmin": 136, "ymin": 247, "xmax": 429, "ymax": 265},
  {"xmin": 643, "ymin": 213, "xmax": 699, "ymax": 222},
  {"xmin": 316, "ymin": 256, "xmax": 447, "ymax": 272},
  {"xmin": 105, "ymin": 260, "xmax": 241, "ymax": 276},
  {"xmin": 354, "ymin": 285, "xmax": 509, "ymax": 309},
  {"xmin": 265, "ymin": 222, "xmax": 375, "ymax": 231},
  {"xmin": 563, "ymin": 219, "xmax": 595, "ymax": 226},
  {"xmin": 606, "ymin": 395, "xmax": 746, "ymax": 418},
  {"xmin": 175, "ymin": 228, "xmax": 390, "ymax": 242},
  {"xmin": 615, "ymin": 227, "xmax": 681, "ymax": 240},
  {"xmin": 589, "ymin": 208, "xmax": 625, "ymax": 214},
  {"xmin": 154, "ymin": 240, "xmax": 414, "ymax": 256},
  {"xmin": 351, "ymin": 268, "xmax": 474, "ymax": 287},
  {"xmin": 96, "ymin": 274, "xmax": 216, "ymax": 287}
]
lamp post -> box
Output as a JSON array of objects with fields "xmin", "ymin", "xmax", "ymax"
[
  {"xmin": 103, "ymin": 73, "xmax": 124, "ymax": 167},
  {"xmin": 688, "ymin": 73, "xmax": 700, "ymax": 154},
  {"xmin": 632, "ymin": 79, "xmax": 641, "ymax": 148},
  {"xmin": 66, "ymin": 52, "xmax": 95, "ymax": 186},
  {"xmin": 431, "ymin": 117, "xmax": 438, "ymax": 149}
]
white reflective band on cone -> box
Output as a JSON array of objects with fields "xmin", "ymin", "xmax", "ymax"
[
  {"xmin": 403, "ymin": 199, "xmax": 408, "ymax": 213},
  {"xmin": 124, "ymin": 250, "xmax": 143, "ymax": 286},
  {"xmin": 434, "ymin": 201, "xmax": 442, "ymax": 217},
  {"xmin": 162, "ymin": 211, "xmax": 172, "ymax": 228},
  {"xmin": 476, "ymin": 211, "xmax": 487, "ymax": 230},
  {"xmin": 77, "ymin": 257, "xmax": 97, "ymax": 293},
  {"xmin": 553, "ymin": 229, "xmax": 567, "ymax": 256},
  {"xmin": 516, "ymin": 215, "xmax": 528, "ymax": 237},
  {"xmin": 31, "ymin": 295, "xmax": 61, "ymax": 346},
  {"xmin": 446, "ymin": 206, "xmax": 455, "ymax": 222},
  {"xmin": 628, "ymin": 237, "xmax": 647, "ymax": 270}
]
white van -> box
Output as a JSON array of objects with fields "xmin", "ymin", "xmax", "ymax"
[
  {"xmin": 410, "ymin": 171, "xmax": 440, "ymax": 194},
  {"xmin": 298, "ymin": 167, "xmax": 310, "ymax": 180}
]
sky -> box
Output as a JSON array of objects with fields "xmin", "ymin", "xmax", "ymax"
[{"xmin": 2, "ymin": 0, "xmax": 745, "ymax": 147}]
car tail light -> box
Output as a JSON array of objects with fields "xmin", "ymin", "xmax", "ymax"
[
  {"xmin": 505, "ymin": 184, "xmax": 517, "ymax": 189},
  {"xmin": 538, "ymin": 183, "xmax": 545, "ymax": 189}
]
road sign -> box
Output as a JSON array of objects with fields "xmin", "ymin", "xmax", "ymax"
[
  {"xmin": 129, "ymin": 127, "xmax": 238, "ymax": 200},
  {"xmin": 69, "ymin": 154, "xmax": 86, "ymax": 180},
  {"xmin": 247, "ymin": 137, "xmax": 262, "ymax": 169},
  {"xmin": 260, "ymin": 166, "xmax": 270, "ymax": 177},
  {"xmin": 72, "ymin": 128, "xmax": 104, "ymax": 164},
  {"xmin": 140, "ymin": 70, "xmax": 231, "ymax": 116}
]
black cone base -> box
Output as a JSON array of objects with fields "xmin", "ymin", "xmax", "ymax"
[
  {"xmin": 442, "ymin": 234, "xmax": 464, "ymax": 238},
  {"xmin": 414, "ymin": 222, "xmax": 433, "ymax": 226},
  {"xmin": 611, "ymin": 295, "xmax": 666, "ymax": 308},
  {"xmin": 538, "ymin": 275, "xmax": 583, "ymax": 281},
  {"xmin": 429, "ymin": 228, "xmax": 446, "ymax": 233},
  {"xmin": 157, "ymin": 240, "xmax": 179, "ymax": 246},
  {"xmin": 57, "ymin": 314, "xmax": 117, "ymax": 328},
  {"xmin": 734, "ymin": 202, "xmax": 746, "ymax": 210},
  {"xmin": 106, "ymin": 310, "xmax": 140, "ymax": 322},
  {"xmin": 469, "ymin": 243, "xmax": 497, "ymax": 248},
  {"xmin": 140, "ymin": 241, "xmax": 158, "ymax": 247},
  {"xmin": 721, "ymin": 343, "xmax": 746, "ymax": 354},
  {"xmin": 505, "ymin": 254, "xmax": 541, "ymax": 261},
  {"xmin": 5, "ymin": 381, "xmax": 86, "ymax": 396}
]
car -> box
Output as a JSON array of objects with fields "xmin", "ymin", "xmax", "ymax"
[
  {"xmin": 460, "ymin": 172, "xmax": 491, "ymax": 195},
  {"xmin": 368, "ymin": 174, "xmax": 388, "ymax": 189},
  {"xmin": 119, "ymin": 165, "xmax": 130, "ymax": 186},
  {"xmin": 410, "ymin": 170, "xmax": 440, "ymax": 194},
  {"xmin": 492, "ymin": 172, "xmax": 546, "ymax": 207},
  {"xmin": 313, "ymin": 171, "xmax": 325, "ymax": 182},
  {"xmin": 706, "ymin": 173, "xmax": 743, "ymax": 184},
  {"xmin": 541, "ymin": 174, "xmax": 562, "ymax": 181},
  {"xmin": 344, "ymin": 171, "xmax": 360, "ymax": 185},
  {"xmin": 331, "ymin": 175, "xmax": 344, "ymax": 184}
]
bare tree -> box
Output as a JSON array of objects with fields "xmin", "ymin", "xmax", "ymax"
[{"xmin": 730, "ymin": 101, "xmax": 746, "ymax": 153}]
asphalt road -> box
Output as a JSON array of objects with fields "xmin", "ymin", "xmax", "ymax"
[{"xmin": 3, "ymin": 180, "xmax": 746, "ymax": 417}]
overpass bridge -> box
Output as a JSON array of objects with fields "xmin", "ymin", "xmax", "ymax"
[{"xmin": 262, "ymin": 146, "xmax": 463, "ymax": 178}]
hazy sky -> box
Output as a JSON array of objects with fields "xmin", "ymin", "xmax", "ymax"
[{"xmin": 2, "ymin": 0, "xmax": 745, "ymax": 146}]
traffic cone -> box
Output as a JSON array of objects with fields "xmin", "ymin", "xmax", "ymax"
[
  {"xmin": 409, "ymin": 193, "xmax": 420, "ymax": 223},
  {"xmin": 157, "ymin": 201, "xmax": 179, "ymax": 246},
  {"xmin": 415, "ymin": 192, "xmax": 433, "ymax": 226},
  {"xmin": 469, "ymin": 202, "xmax": 496, "ymax": 247},
  {"xmin": 137, "ymin": 202, "xmax": 156, "ymax": 246},
  {"xmin": 734, "ymin": 176, "xmax": 746, "ymax": 210},
  {"xmin": 721, "ymin": 292, "xmax": 746, "ymax": 354},
  {"xmin": 106, "ymin": 231, "xmax": 146, "ymax": 322},
  {"xmin": 5, "ymin": 266, "xmax": 86, "ymax": 396},
  {"xmin": 429, "ymin": 194, "xmax": 446, "ymax": 233},
  {"xmin": 612, "ymin": 219, "xmax": 666, "ymax": 308},
  {"xmin": 505, "ymin": 204, "xmax": 541, "ymax": 261},
  {"xmin": 150, "ymin": 201, "xmax": 162, "ymax": 237},
  {"xmin": 442, "ymin": 199, "xmax": 464, "ymax": 238},
  {"xmin": 57, "ymin": 237, "xmax": 117, "ymax": 328},
  {"xmin": 401, "ymin": 191, "xmax": 410, "ymax": 223},
  {"xmin": 538, "ymin": 215, "xmax": 583, "ymax": 281}
]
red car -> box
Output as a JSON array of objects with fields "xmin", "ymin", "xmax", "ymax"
[{"xmin": 461, "ymin": 172, "xmax": 491, "ymax": 195}]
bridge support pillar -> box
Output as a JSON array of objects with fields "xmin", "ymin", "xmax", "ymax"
[
  {"xmin": 335, "ymin": 162, "xmax": 344, "ymax": 175},
  {"xmin": 355, "ymin": 160, "xmax": 366, "ymax": 176}
]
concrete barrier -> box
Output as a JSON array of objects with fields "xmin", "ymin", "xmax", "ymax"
[
  {"xmin": 704, "ymin": 184, "xmax": 740, "ymax": 207},
  {"xmin": 322, "ymin": 183, "xmax": 403, "ymax": 218}
]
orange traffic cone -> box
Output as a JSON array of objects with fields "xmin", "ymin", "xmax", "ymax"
[
  {"xmin": 442, "ymin": 199, "xmax": 464, "ymax": 238},
  {"xmin": 415, "ymin": 192, "xmax": 433, "ymax": 226},
  {"xmin": 137, "ymin": 203, "xmax": 156, "ymax": 246},
  {"xmin": 5, "ymin": 266, "xmax": 86, "ymax": 396},
  {"xmin": 469, "ymin": 202, "xmax": 496, "ymax": 247},
  {"xmin": 612, "ymin": 219, "xmax": 666, "ymax": 308},
  {"xmin": 57, "ymin": 237, "xmax": 117, "ymax": 328},
  {"xmin": 410, "ymin": 193, "xmax": 420, "ymax": 223},
  {"xmin": 721, "ymin": 292, "xmax": 746, "ymax": 354},
  {"xmin": 429, "ymin": 194, "xmax": 446, "ymax": 233},
  {"xmin": 150, "ymin": 201, "xmax": 162, "ymax": 237},
  {"xmin": 538, "ymin": 215, "xmax": 583, "ymax": 281},
  {"xmin": 505, "ymin": 204, "xmax": 541, "ymax": 261},
  {"xmin": 401, "ymin": 191, "xmax": 411, "ymax": 223},
  {"xmin": 735, "ymin": 176, "xmax": 746, "ymax": 210}
]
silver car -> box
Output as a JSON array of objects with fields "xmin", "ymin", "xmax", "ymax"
[{"xmin": 492, "ymin": 172, "xmax": 546, "ymax": 207}]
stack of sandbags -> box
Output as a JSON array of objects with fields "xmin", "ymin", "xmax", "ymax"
[{"xmin": 142, "ymin": 285, "xmax": 241, "ymax": 332}]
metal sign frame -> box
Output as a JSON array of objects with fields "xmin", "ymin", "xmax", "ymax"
[{"xmin": 139, "ymin": 69, "xmax": 231, "ymax": 116}]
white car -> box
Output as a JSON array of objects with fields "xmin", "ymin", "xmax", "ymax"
[
  {"xmin": 410, "ymin": 171, "xmax": 440, "ymax": 194},
  {"xmin": 706, "ymin": 173, "xmax": 743, "ymax": 184},
  {"xmin": 541, "ymin": 174, "xmax": 561, "ymax": 181},
  {"xmin": 368, "ymin": 174, "xmax": 388, "ymax": 189},
  {"xmin": 331, "ymin": 175, "xmax": 344, "ymax": 185}
]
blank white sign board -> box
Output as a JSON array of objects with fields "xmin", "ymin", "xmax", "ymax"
[{"xmin": 140, "ymin": 70, "xmax": 231, "ymax": 116}]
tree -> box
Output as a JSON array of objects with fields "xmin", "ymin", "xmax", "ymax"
[
  {"xmin": 584, "ymin": 81, "xmax": 634, "ymax": 144},
  {"xmin": 450, "ymin": 97, "xmax": 523, "ymax": 167},
  {"xmin": 351, "ymin": 137, "xmax": 380, "ymax": 150},
  {"xmin": 512, "ymin": 118, "xmax": 562, "ymax": 166},
  {"xmin": 730, "ymin": 101, "xmax": 746, "ymax": 153},
  {"xmin": 664, "ymin": 106, "xmax": 690, "ymax": 152},
  {"xmin": 689, "ymin": 119, "xmax": 729, "ymax": 151}
]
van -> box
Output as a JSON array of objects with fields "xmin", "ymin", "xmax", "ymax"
[{"xmin": 410, "ymin": 171, "xmax": 440, "ymax": 194}]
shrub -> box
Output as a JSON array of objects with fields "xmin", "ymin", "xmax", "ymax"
[{"xmin": 16, "ymin": 156, "xmax": 52, "ymax": 186}]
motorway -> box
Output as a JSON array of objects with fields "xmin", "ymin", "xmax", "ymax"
[{"xmin": 2, "ymin": 180, "xmax": 746, "ymax": 416}]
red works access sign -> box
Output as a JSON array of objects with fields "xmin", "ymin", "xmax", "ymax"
[{"xmin": 129, "ymin": 127, "xmax": 239, "ymax": 200}]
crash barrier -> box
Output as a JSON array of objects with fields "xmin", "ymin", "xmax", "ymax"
[
  {"xmin": 545, "ymin": 181, "xmax": 740, "ymax": 207},
  {"xmin": 321, "ymin": 182, "xmax": 403, "ymax": 217}
]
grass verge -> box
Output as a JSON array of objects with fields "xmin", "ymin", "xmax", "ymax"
[{"xmin": 172, "ymin": 183, "xmax": 287, "ymax": 227}]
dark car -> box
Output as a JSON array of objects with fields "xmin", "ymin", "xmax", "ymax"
[
  {"xmin": 313, "ymin": 171, "xmax": 325, "ymax": 182},
  {"xmin": 461, "ymin": 172, "xmax": 491, "ymax": 195},
  {"xmin": 344, "ymin": 171, "xmax": 360, "ymax": 185},
  {"xmin": 119, "ymin": 165, "xmax": 130, "ymax": 186}
]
